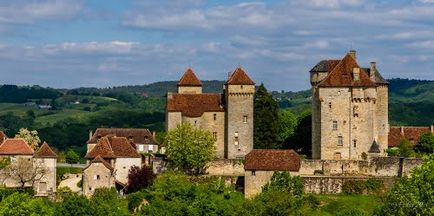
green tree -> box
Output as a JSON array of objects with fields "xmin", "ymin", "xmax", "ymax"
[
  {"xmin": 15, "ymin": 128, "xmax": 41, "ymax": 150},
  {"xmin": 65, "ymin": 149, "xmax": 80, "ymax": 165},
  {"xmin": 254, "ymin": 83, "xmax": 280, "ymax": 149},
  {"xmin": 397, "ymin": 138, "xmax": 415, "ymax": 157},
  {"xmin": 377, "ymin": 154, "xmax": 434, "ymax": 215},
  {"xmin": 414, "ymin": 132, "xmax": 434, "ymax": 154},
  {"xmin": 90, "ymin": 188, "xmax": 130, "ymax": 216},
  {"xmin": 277, "ymin": 110, "xmax": 297, "ymax": 146},
  {"xmin": 262, "ymin": 171, "xmax": 304, "ymax": 196},
  {"xmin": 165, "ymin": 123, "xmax": 215, "ymax": 175},
  {"xmin": 0, "ymin": 192, "xmax": 54, "ymax": 216},
  {"xmin": 284, "ymin": 110, "xmax": 312, "ymax": 156}
]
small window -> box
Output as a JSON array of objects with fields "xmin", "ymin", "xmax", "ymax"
[
  {"xmin": 251, "ymin": 170, "xmax": 256, "ymax": 176},
  {"xmin": 213, "ymin": 113, "xmax": 217, "ymax": 121},
  {"xmin": 138, "ymin": 145, "xmax": 144, "ymax": 152},
  {"xmin": 241, "ymin": 85, "xmax": 244, "ymax": 89},
  {"xmin": 123, "ymin": 166, "xmax": 126, "ymax": 169},
  {"xmin": 338, "ymin": 136, "xmax": 343, "ymax": 146},
  {"xmin": 94, "ymin": 175, "xmax": 100, "ymax": 180},
  {"xmin": 353, "ymin": 140, "xmax": 357, "ymax": 148},
  {"xmin": 89, "ymin": 187, "xmax": 92, "ymax": 191},
  {"xmin": 333, "ymin": 121, "xmax": 338, "ymax": 130},
  {"xmin": 212, "ymin": 132, "xmax": 217, "ymax": 140},
  {"xmin": 334, "ymin": 152, "xmax": 342, "ymax": 160},
  {"xmin": 148, "ymin": 145, "xmax": 153, "ymax": 151},
  {"xmin": 329, "ymin": 102, "xmax": 332, "ymax": 108},
  {"xmin": 353, "ymin": 106, "xmax": 359, "ymax": 117},
  {"xmin": 234, "ymin": 132, "xmax": 239, "ymax": 145},
  {"xmin": 10, "ymin": 156, "xmax": 16, "ymax": 163},
  {"xmin": 243, "ymin": 115, "xmax": 248, "ymax": 123}
]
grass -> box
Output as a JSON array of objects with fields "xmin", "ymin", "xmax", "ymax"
[
  {"xmin": 306, "ymin": 194, "xmax": 383, "ymax": 215},
  {"xmin": 35, "ymin": 109, "xmax": 94, "ymax": 125}
]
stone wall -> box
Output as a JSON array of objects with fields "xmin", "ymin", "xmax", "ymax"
[
  {"xmin": 303, "ymin": 176, "xmax": 397, "ymax": 194},
  {"xmin": 114, "ymin": 157, "xmax": 141, "ymax": 184},
  {"xmin": 244, "ymin": 170, "xmax": 299, "ymax": 198},
  {"xmin": 206, "ymin": 159, "xmax": 245, "ymax": 176},
  {"xmin": 82, "ymin": 163, "xmax": 114, "ymax": 197}
]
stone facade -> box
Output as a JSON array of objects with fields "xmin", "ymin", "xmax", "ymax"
[
  {"xmin": 82, "ymin": 157, "xmax": 115, "ymax": 197},
  {"xmin": 311, "ymin": 51, "xmax": 389, "ymax": 160},
  {"xmin": 166, "ymin": 67, "xmax": 255, "ymax": 159}
]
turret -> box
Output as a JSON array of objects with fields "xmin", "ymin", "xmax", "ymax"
[{"xmin": 177, "ymin": 68, "xmax": 202, "ymax": 94}]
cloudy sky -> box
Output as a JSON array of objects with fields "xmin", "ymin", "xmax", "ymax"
[{"xmin": 0, "ymin": 0, "xmax": 433, "ymax": 91}]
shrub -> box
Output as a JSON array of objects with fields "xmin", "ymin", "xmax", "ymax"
[
  {"xmin": 365, "ymin": 178, "xmax": 384, "ymax": 193},
  {"xmin": 342, "ymin": 180, "xmax": 365, "ymax": 195}
]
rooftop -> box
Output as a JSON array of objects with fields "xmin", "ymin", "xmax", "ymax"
[{"xmin": 245, "ymin": 149, "xmax": 301, "ymax": 171}]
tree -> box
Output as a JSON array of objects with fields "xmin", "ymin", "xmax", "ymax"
[
  {"xmin": 65, "ymin": 149, "xmax": 80, "ymax": 165},
  {"xmin": 397, "ymin": 138, "xmax": 415, "ymax": 157},
  {"xmin": 283, "ymin": 110, "xmax": 312, "ymax": 156},
  {"xmin": 277, "ymin": 110, "xmax": 297, "ymax": 146},
  {"xmin": 0, "ymin": 192, "xmax": 55, "ymax": 216},
  {"xmin": 15, "ymin": 128, "xmax": 41, "ymax": 150},
  {"xmin": 254, "ymin": 83, "xmax": 280, "ymax": 149},
  {"xmin": 127, "ymin": 165, "xmax": 156, "ymax": 193},
  {"xmin": 165, "ymin": 123, "xmax": 215, "ymax": 175},
  {"xmin": 377, "ymin": 154, "xmax": 434, "ymax": 215},
  {"xmin": 90, "ymin": 188, "xmax": 130, "ymax": 216},
  {"xmin": 262, "ymin": 171, "xmax": 304, "ymax": 196},
  {"xmin": 5, "ymin": 157, "xmax": 48, "ymax": 189},
  {"xmin": 414, "ymin": 132, "xmax": 434, "ymax": 154}
]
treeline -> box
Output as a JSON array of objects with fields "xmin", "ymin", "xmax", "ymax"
[{"xmin": 0, "ymin": 85, "xmax": 61, "ymax": 103}]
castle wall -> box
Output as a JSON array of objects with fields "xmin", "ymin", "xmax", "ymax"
[
  {"xmin": 303, "ymin": 176, "xmax": 397, "ymax": 194},
  {"xmin": 166, "ymin": 112, "xmax": 182, "ymax": 131},
  {"xmin": 206, "ymin": 159, "xmax": 245, "ymax": 176},
  {"xmin": 178, "ymin": 86, "xmax": 202, "ymax": 94},
  {"xmin": 312, "ymin": 87, "xmax": 321, "ymax": 159},
  {"xmin": 113, "ymin": 157, "xmax": 142, "ymax": 184},
  {"xmin": 376, "ymin": 85, "xmax": 389, "ymax": 153},
  {"xmin": 244, "ymin": 170, "xmax": 299, "ymax": 198}
]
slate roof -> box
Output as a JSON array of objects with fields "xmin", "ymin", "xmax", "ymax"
[
  {"xmin": 388, "ymin": 126, "xmax": 432, "ymax": 147},
  {"xmin": 318, "ymin": 53, "xmax": 377, "ymax": 87},
  {"xmin": 0, "ymin": 138, "xmax": 34, "ymax": 155},
  {"xmin": 368, "ymin": 140, "xmax": 381, "ymax": 153},
  {"xmin": 167, "ymin": 93, "xmax": 225, "ymax": 117},
  {"xmin": 309, "ymin": 60, "xmax": 340, "ymax": 72},
  {"xmin": 88, "ymin": 128, "xmax": 158, "ymax": 145},
  {"xmin": 85, "ymin": 136, "xmax": 140, "ymax": 159},
  {"xmin": 226, "ymin": 67, "xmax": 255, "ymax": 85},
  {"xmin": 177, "ymin": 68, "xmax": 202, "ymax": 86},
  {"xmin": 34, "ymin": 142, "xmax": 57, "ymax": 158},
  {"xmin": 244, "ymin": 149, "xmax": 301, "ymax": 171}
]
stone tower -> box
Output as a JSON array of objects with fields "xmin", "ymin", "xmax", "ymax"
[
  {"xmin": 177, "ymin": 68, "xmax": 202, "ymax": 94},
  {"xmin": 310, "ymin": 50, "xmax": 389, "ymax": 160},
  {"xmin": 224, "ymin": 67, "xmax": 255, "ymax": 159}
]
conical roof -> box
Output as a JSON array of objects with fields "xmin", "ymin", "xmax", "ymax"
[
  {"xmin": 226, "ymin": 67, "xmax": 255, "ymax": 85},
  {"xmin": 177, "ymin": 68, "xmax": 202, "ymax": 86},
  {"xmin": 34, "ymin": 142, "xmax": 57, "ymax": 158},
  {"xmin": 368, "ymin": 140, "xmax": 381, "ymax": 153}
]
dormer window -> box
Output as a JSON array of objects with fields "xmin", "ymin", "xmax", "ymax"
[{"xmin": 353, "ymin": 67, "xmax": 360, "ymax": 81}]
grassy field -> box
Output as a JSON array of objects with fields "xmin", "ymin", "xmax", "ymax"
[
  {"xmin": 306, "ymin": 194, "xmax": 383, "ymax": 215},
  {"xmin": 35, "ymin": 109, "xmax": 94, "ymax": 125}
]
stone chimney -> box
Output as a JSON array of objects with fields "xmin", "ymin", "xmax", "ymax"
[
  {"xmin": 152, "ymin": 131, "xmax": 156, "ymax": 138},
  {"xmin": 430, "ymin": 125, "xmax": 433, "ymax": 133},
  {"xmin": 370, "ymin": 62, "xmax": 377, "ymax": 80},
  {"xmin": 349, "ymin": 50, "xmax": 356, "ymax": 60},
  {"xmin": 89, "ymin": 130, "xmax": 93, "ymax": 140},
  {"xmin": 400, "ymin": 126, "xmax": 404, "ymax": 135}
]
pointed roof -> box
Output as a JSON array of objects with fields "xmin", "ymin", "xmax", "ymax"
[
  {"xmin": 318, "ymin": 53, "xmax": 377, "ymax": 87},
  {"xmin": 34, "ymin": 142, "xmax": 57, "ymax": 158},
  {"xmin": 109, "ymin": 137, "xmax": 140, "ymax": 158},
  {"xmin": 85, "ymin": 137, "xmax": 115, "ymax": 159},
  {"xmin": 177, "ymin": 68, "xmax": 202, "ymax": 86},
  {"xmin": 85, "ymin": 155, "xmax": 114, "ymax": 171},
  {"xmin": 226, "ymin": 67, "xmax": 255, "ymax": 85},
  {"xmin": 0, "ymin": 138, "xmax": 34, "ymax": 155},
  {"xmin": 368, "ymin": 140, "xmax": 381, "ymax": 153}
]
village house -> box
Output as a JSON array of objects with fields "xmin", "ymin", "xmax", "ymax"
[
  {"xmin": 166, "ymin": 67, "xmax": 255, "ymax": 159},
  {"xmin": 0, "ymin": 138, "xmax": 57, "ymax": 197},
  {"xmin": 83, "ymin": 136, "xmax": 141, "ymax": 196},
  {"xmin": 388, "ymin": 125, "xmax": 434, "ymax": 147}
]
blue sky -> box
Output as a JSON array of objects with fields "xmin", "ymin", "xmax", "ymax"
[{"xmin": 0, "ymin": 0, "xmax": 433, "ymax": 91}]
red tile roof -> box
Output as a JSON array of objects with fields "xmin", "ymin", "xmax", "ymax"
[
  {"xmin": 177, "ymin": 68, "xmax": 202, "ymax": 86},
  {"xmin": 85, "ymin": 137, "xmax": 116, "ymax": 159},
  {"xmin": 85, "ymin": 136, "xmax": 140, "ymax": 159},
  {"xmin": 88, "ymin": 128, "xmax": 158, "ymax": 145},
  {"xmin": 0, "ymin": 138, "xmax": 34, "ymax": 155},
  {"xmin": 86, "ymin": 155, "xmax": 114, "ymax": 171},
  {"xmin": 245, "ymin": 149, "xmax": 301, "ymax": 171},
  {"xmin": 34, "ymin": 142, "xmax": 57, "ymax": 158},
  {"xmin": 388, "ymin": 126, "xmax": 432, "ymax": 147},
  {"xmin": 318, "ymin": 53, "xmax": 377, "ymax": 87},
  {"xmin": 226, "ymin": 67, "xmax": 255, "ymax": 85},
  {"xmin": 167, "ymin": 93, "xmax": 225, "ymax": 117}
]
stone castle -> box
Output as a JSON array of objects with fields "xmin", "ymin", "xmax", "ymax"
[
  {"xmin": 310, "ymin": 50, "xmax": 389, "ymax": 160},
  {"xmin": 166, "ymin": 67, "xmax": 255, "ymax": 159}
]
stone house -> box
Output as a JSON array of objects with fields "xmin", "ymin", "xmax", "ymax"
[
  {"xmin": 244, "ymin": 149, "xmax": 301, "ymax": 198},
  {"xmin": 310, "ymin": 50, "xmax": 389, "ymax": 160},
  {"xmin": 166, "ymin": 67, "xmax": 255, "ymax": 159},
  {"xmin": 83, "ymin": 136, "xmax": 141, "ymax": 196},
  {"xmin": 0, "ymin": 138, "xmax": 57, "ymax": 196}
]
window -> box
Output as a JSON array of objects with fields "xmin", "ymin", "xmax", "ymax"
[
  {"xmin": 10, "ymin": 156, "xmax": 16, "ymax": 163},
  {"xmin": 334, "ymin": 152, "xmax": 342, "ymax": 160},
  {"xmin": 353, "ymin": 140, "xmax": 357, "ymax": 148},
  {"xmin": 213, "ymin": 113, "xmax": 217, "ymax": 121},
  {"xmin": 333, "ymin": 121, "xmax": 338, "ymax": 130},
  {"xmin": 212, "ymin": 132, "xmax": 217, "ymax": 140},
  {"xmin": 234, "ymin": 132, "xmax": 239, "ymax": 145},
  {"xmin": 338, "ymin": 136, "xmax": 343, "ymax": 146},
  {"xmin": 241, "ymin": 85, "xmax": 244, "ymax": 89},
  {"xmin": 243, "ymin": 115, "xmax": 248, "ymax": 123},
  {"xmin": 329, "ymin": 102, "xmax": 332, "ymax": 108},
  {"xmin": 148, "ymin": 145, "xmax": 153, "ymax": 151},
  {"xmin": 251, "ymin": 170, "xmax": 256, "ymax": 176},
  {"xmin": 354, "ymin": 72, "xmax": 360, "ymax": 81},
  {"xmin": 94, "ymin": 175, "xmax": 100, "ymax": 180},
  {"xmin": 89, "ymin": 187, "xmax": 92, "ymax": 191},
  {"xmin": 353, "ymin": 106, "xmax": 359, "ymax": 117},
  {"xmin": 138, "ymin": 145, "xmax": 144, "ymax": 152}
]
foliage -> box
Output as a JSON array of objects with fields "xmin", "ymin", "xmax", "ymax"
[
  {"xmin": 0, "ymin": 192, "xmax": 55, "ymax": 216},
  {"xmin": 254, "ymin": 83, "xmax": 280, "ymax": 149},
  {"xmin": 397, "ymin": 138, "xmax": 415, "ymax": 157},
  {"xmin": 277, "ymin": 109, "xmax": 297, "ymax": 145},
  {"xmin": 165, "ymin": 123, "xmax": 216, "ymax": 175},
  {"xmin": 262, "ymin": 171, "xmax": 304, "ymax": 196},
  {"xmin": 90, "ymin": 188, "xmax": 130, "ymax": 216},
  {"xmin": 342, "ymin": 180, "xmax": 366, "ymax": 195},
  {"xmin": 56, "ymin": 193, "xmax": 94, "ymax": 216},
  {"xmin": 0, "ymin": 157, "xmax": 10, "ymax": 169},
  {"xmin": 386, "ymin": 148, "xmax": 400, "ymax": 156},
  {"xmin": 14, "ymin": 128, "xmax": 41, "ymax": 150},
  {"xmin": 377, "ymin": 154, "xmax": 434, "ymax": 215},
  {"xmin": 365, "ymin": 178, "xmax": 384, "ymax": 194},
  {"xmin": 65, "ymin": 149, "xmax": 80, "ymax": 164},
  {"xmin": 283, "ymin": 110, "xmax": 312, "ymax": 156},
  {"xmin": 414, "ymin": 132, "xmax": 434, "ymax": 154},
  {"xmin": 361, "ymin": 152, "xmax": 368, "ymax": 160},
  {"xmin": 127, "ymin": 165, "xmax": 156, "ymax": 193}
]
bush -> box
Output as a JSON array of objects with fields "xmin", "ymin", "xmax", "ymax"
[
  {"xmin": 365, "ymin": 178, "xmax": 384, "ymax": 193},
  {"xmin": 342, "ymin": 180, "xmax": 365, "ymax": 195}
]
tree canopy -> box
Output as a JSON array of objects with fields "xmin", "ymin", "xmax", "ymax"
[
  {"xmin": 414, "ymin": 132, "xmax": 434, "ymax": 155},
  {"xmin": 254, "ymin": 83, "xmax": 280, "ymax": 149}
]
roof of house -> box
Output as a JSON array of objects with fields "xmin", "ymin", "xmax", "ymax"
[
  {"xmin": 365, "ymin": 68, "xmax": 389, "ymax": 84},
  {"xmin": 309, "ymin": 60, "xmax": 340, "ymax": 72},
  {"xmin": 368, "ymin": 140, "xmax": 381, "ymax": 153},
  {"xmin": 0, "ymin": 131, "xmax": 7, "ymax": 142},
  {"xmin": 318, "ymin": 53, "xmax": 377, "ymax": 87},
  {"xmin": 0, "ymin": 138, "xmax": 34, "ymax": 155},
  {"xmin": 87, "ymin": 128, "xmax": 158, "ymax": 145},
  {"xmin": 226, "ymin": 67, "xmax": 255, "ymax": 85},
  {"xmin": 166, "ymin": 93, "xmax": 225, "ymax": 117},
  {"xmin": 244, "ymin": 149, "xmax": 301, "ymax": 171},
  {"xmin": 34, "ymin": 142, "xmax": 57, "ymax": 158},
  {"xmin": 388, "ymin": 126, "xmax": 432, "ymax": 147},
  {"xmin": 85, "ymin": 136, "xmax": 140, "ymax": 159},
  {"xmin": 85, "ymin": 155, "xmax": 114, "ymax": 171},
  {"xmin": 177, "ymin": 68, "xmax": 202, "ymax": 86}
]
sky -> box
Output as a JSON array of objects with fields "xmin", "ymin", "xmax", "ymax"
[{"xmin": 0, "ymin": 0, "xmax": 433, "ymax": 91}]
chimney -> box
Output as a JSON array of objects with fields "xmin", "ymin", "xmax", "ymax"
[
  {"xmin": 400, "ymin": 126, "xmax": 404, "ymax": 135},
  {"xmin": 349, "ymin": 50, "xmax": 356, "ymax": 60},
  {"xmin": 430, "ymin": 125, "xmax": 433, "ymax": 133},
  {"xmin": 89, "ymin": 130, "xmax": 93, "ymax": 140},
  {"xmin": 152, "ymin": 131, "xmax": 156, "ymax": 138},
  {"xmin": 353, "ymin": 67, "xmax": 360, "ymax": 81},
  {"xmin": 370, "ymin": 62, "xmax": 377, "ymax": 80}
]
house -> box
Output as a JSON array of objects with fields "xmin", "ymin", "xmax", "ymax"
[
  {"xmin": 0, "ymin": 138, "xmax": 57, "ymax": 197},
  {"xmin": 166, "ymin": 67, "xmax": 255, "ymax": 159},
  {"xmin": 310, "ymin": 50, "xmax": 389, "ymax": 160},
  {"xmin": 83, "ymin": 136, "xmax": 141, "ymax": 196},
  {"xmin": 388, "ymin": 126, "xmax": 433, "ymax": 147},
  {"xmin": 244, "ymin": 149, "xmax": 301, "ymax": 198}
]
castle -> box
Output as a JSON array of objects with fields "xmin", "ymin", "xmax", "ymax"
[
  {"xmin": 310, "ymin": 50, "xmax": 389, "ymax": 160},
  {"xmin": 166, "ymin": 67, "xmax": 255, "ymax": 159}
]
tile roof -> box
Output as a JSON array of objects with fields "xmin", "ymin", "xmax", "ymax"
[
  {"xmin": 388, "ymin": 126, "xmax": 432, "ymax": 147},
  {"xmin": 86, "ymin": 155, "xmax": 114, "ymax": 171},
  {"xmin": 368, "ymin": 140, "xmax": 381, "ymax": 153},
  {"xmin": 318, "ymin": 53, "xmax": 377, "ymax": 87},
  {"xmin": 167, "ymin": 93, "xmax": 225, "ymax": 117},
  {"xmin": 109, "ymin": 137, "xmax": 140, "ymax": 158},
  {"xmin": 244, "ymin": 149, "xmax": 301, "ymax": 171},
  {"xmin": 88, "ymin": 128, "xmax": 158, "ymax": 145},
  {"xmin": 0, "ymin": 138, "xmax": 34, "ymax": 155},
  {"xmin": 309, "ymin": 60, "xmax": 340, "ymax": 72},
  {"xmin": 177, "ymin": 68, "xmax": 202, "ymax": 86},
  {"xmin": 85, "ymin": 137, "xmax": 116, "ymax": 159},
  {"xmin": 34, "ymin": 142, "xmax": 57, "ymax": 158},
  {"xmin": 226, "ymin": 67, "xmax": 255, "ymax": 85}
]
